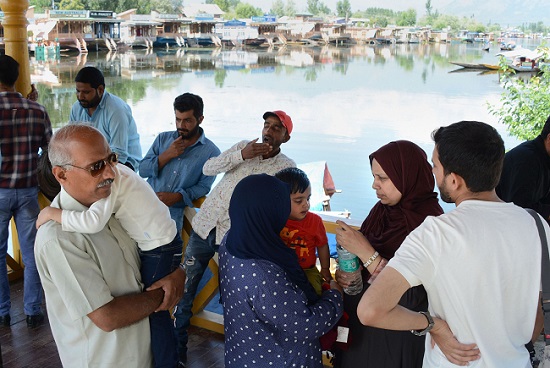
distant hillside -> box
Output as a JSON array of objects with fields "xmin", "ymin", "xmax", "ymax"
[{"xmin": 441, "ymin": 0, "xmax": 550, "ymax": 26}]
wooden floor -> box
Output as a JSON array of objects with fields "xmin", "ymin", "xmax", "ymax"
[{"xmin": 0, "ymin": 278, "xmax": 225, "ymax": 368}]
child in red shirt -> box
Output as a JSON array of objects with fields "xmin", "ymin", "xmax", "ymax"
[{"xmin": 276, "ymin": 167, "xmax": 332, "ymax": 295}]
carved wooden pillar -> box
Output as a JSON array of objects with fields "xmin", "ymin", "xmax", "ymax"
[{"xmin": 0, "ymin": 0, "xmax": 31, "ymax": 96}]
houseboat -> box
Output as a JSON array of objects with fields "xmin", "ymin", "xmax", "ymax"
[
  {"xmin": 30, "ymin": 9, "xmax": 121, "ymax": 53},
  {"xmin": 118, "ymin": 9, "xmax": 160, "ymax": 49}
]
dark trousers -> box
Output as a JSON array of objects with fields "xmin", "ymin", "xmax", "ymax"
[{"xmin": 140, "ymin": 234, "xmax": 183, "ymax": 368}]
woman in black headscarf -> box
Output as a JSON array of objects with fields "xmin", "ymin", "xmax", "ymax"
[
  {"xmin": 333, "ymin": 140, "xmax": 444, "ymax": 368},
  {"xmin": 219, "ymin": 174, "xmax": 343, "ymax": 368}
]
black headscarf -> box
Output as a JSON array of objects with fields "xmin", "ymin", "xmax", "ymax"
[{"xmin": 225, "ymin": 174, "xmax": 320, "ymax": 304}]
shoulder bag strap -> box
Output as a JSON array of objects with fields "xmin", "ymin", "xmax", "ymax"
[{"xmin": 526, "ymin": 208, "xmax": 550, "ymax": 344}]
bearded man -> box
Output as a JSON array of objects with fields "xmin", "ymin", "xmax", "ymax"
[
  {"xmin": 69, "ymin": 66, "xmax": 142, "ymax": 171},
  {"xmin": 139, "ymin": 93, "xmax": 220, "ymax": 236}
]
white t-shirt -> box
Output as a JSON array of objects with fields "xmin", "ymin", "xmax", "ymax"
[
  {"xmin": 389, "ymin": 200, "xmax": 545, "ymax": 368},
  {"xmin": 61, "ymin": 163, "xmax": 177, "ymax": 251}
]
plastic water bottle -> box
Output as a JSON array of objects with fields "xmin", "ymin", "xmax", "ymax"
[{"xmin": 336, "ymin": 244, "xmax": 363, "ymax": 295}]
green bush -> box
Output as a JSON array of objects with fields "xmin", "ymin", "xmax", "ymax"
[{"xmin": 488, "ymin": 46, "xmax": 550, "ymax": 141}]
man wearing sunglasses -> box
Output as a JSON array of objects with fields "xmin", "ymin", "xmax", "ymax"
[
  {"xmin": 34, "ymin": 125, "xmax": 185, "ymax": 368},
  {"xmin": 0, "ymin": 55, "xmax": 52, "ymax": 329},
  {"xmin": 69, "ymin": 66, "xmax": 142, "ymax": 171}
]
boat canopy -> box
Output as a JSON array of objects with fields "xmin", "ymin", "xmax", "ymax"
[{"xmin": 497, "ymin": 47, "xmax": 543, "ymax": 60}]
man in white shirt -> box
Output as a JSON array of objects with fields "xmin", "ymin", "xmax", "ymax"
[
  {"xmin": 173, "ymin": 110, "xmax": 296, "ymax": 367},
  {"xmin": 340, "ymin": 121, "xmax": 546, "ymax": 368},
  {"xmin": 34, "ymin": 125, "xmax": 185, "ymax": 368}
]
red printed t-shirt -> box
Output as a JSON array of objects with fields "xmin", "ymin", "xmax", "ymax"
[{"xmin": 280, "ymin": 212, "xmax": 328, "ymax": 269}]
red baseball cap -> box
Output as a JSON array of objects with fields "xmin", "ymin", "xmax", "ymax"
[{"xmin": 263, "ymin": 110, "xmax": 293, "ymax": 135}]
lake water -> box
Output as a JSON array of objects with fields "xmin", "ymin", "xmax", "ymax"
[{"xmin": 30, "ymin": 39, "xmax": 542, "ymax": 220}]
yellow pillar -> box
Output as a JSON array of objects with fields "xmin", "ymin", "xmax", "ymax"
[{"xmin": 0, "ymin": 0, "xmax": 31, "ymax": 97}]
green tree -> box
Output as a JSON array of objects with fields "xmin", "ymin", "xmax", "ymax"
[
  {"xmin": 30, "ymin": 0, "xmax": 55, "ymax": 11},
  {"xmin": 488, "ymin": 48, "xmax": 550, "ymax": 140},
  {"xmin": 58, "ymin": 0, "xmax": 86, "ymax": 10},
  {"xmin": 336, "ymin": 0, "xmax": 351, "ymax": 17},
  {"xmin": 396, "ymin": 8, "xmax": 416, "ymax": 26},
  {"xmin": 270, "ymin": 0, "xmax": 285, "ymax": 16},
  {"xmin": 318, "ymin": 3, "xmax": 330, "ymax": 14},
  {"xmin": 234, "ymin": 2, "xmax": 262, "ymax": 18},
  {"xmin": 284, "ymin": 0, "xmax": 296, "ymax": 16},
  {"xmin": 206, "ymin": 0, "xmax": 230, "ymax": 12},
  {"xmin": 87, "ymin": 0, "xmax": 110, "ymax": 10},
  {"xmin": 372, "ymin": 16, "xmax": 388, "ymax": 28},
  {"xmin": 150, "ymin": 0, "xmax": 179, "ymax": 13},
  {"xmin": 307, "ymin": 0, "xmax": 330, "ymax": 15},
  {"xmin": 307, "ymin": 0, "xmax": 319, "ymax": 15},
  {"xmin": 425, "ymin": 0, "xmax": 432, "ymax": 17}
]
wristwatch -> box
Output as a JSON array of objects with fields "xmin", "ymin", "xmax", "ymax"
[{"xmin": 411, "ymin": 311, "xmax": 434, "ymax": 336}]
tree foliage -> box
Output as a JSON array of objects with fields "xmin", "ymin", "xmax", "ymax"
[
  {"xmin": 34, "ymin": 0, "xmax": 171, "ymax": 13},
  {"xmin": 336, "ymin": 0, "xmax": 351, "ymax": 17},
  {"xmin": 488, "ymin": 47, "xmax": 550, "ymax": 141},
  {"xmin": 234, "ymin": 2, "xmax": 262, "ymax": 18},
  {"xmin": 30, "ymin": 0, "xmax": 53, "ymax": 11},
  {"xmin": 396, "ymin": 8, "xmax": 416, "ymax": 26},
  {"xmin": 520, "ymin": 21, "xmax": 550, "ymax": 34},
  {"xmin": 149, "ymin": 0, "xmax": 180, "ymax": 13},
  {"xmin": 318, "ymin": 3, "xmax": 330, "ymax": 15},
  {"xmin": 425, "ymin": 0, "xmax": 432, "ymax": 17},
  {"xmin": 58, "ymin": 0, "xmax": 85, "ymax": 10},
  {"xmin": 206, "ymin": 0, "xmax": 230, "ymax": 12},
  {"xmin": 306, "ymin": 0, "xmax": 330, "ymax": 15},
  {"xmin": 284, "ymin": 0, "xmax": 296, "ymax": 17},
  {"xmin": 270, "ymin": 0, "xmax": 285, "ymax": 16}
]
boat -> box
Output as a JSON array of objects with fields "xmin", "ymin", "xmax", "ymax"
[
  {"xmin": 449, "ymin": 62, "xmax": 498, "ymax": 70},
  {"xmin": 500, "ymin": 41, "xmax": 516, "ymax": 51},
  {"xmin": 243, "ymin": 38, "xmax": 266, "ymax": 47},
  {"xmin": 497, "ymin": 48, "xmax": 546, "ymax": 73},
  {"xmin": 508, "ymin": 63, "xmax": 540, "ymax": 72}
]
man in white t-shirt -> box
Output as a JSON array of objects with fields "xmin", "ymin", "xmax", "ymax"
[{"xmin": 346, "ymin": 121, "xmax": 546, "ymax": 367}]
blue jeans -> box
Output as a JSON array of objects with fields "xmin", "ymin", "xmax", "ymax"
[
  {"xmin": 0, "ymin": 187, "xmax": 43, "ymax": 316},
  {"xmin": 173, "ymin": 228, "xmax": 217, "ymax": 363},
  {"xmin": 140, "ymin": 234, "xmax": 183, "ymax": 368}
]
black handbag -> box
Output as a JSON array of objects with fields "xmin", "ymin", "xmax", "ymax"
[{"xmin": 526, "ymin": 209, "xmax": 550, "ymax": 368}]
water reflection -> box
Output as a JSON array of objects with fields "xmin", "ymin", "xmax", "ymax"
[
  {"xmin": 30, "ymin": 42, "xmax": 531, "ymax": 219},
  {"xmin": 33, "ymin": 43, "xmax": 477, "ymax": 124}
]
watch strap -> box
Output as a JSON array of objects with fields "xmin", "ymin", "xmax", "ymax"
[{"xmin": 411, "ymin": 311, "xmax": 434, "ymax": 336}]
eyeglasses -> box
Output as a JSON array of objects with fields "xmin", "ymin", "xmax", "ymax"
[{"xmin": 63, "ymin": 152, "xmax": 118, "ymax": 177}]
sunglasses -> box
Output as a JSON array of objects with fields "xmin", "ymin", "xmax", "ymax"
[{"xmin": 64, "ymin": 152, "xmax": 118, "ymax": 177}]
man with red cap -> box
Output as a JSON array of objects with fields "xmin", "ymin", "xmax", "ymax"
[{"xmin": 173, "ymin": 110, "xmax": 295, "ymax": 367}]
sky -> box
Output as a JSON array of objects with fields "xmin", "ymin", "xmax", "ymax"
[{"xmin": 183, "ymin": 0, "xmax": 454, "ymax": 15}]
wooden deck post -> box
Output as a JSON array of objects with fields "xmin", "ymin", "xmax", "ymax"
[{"xmin": 0, "ymin": 0, "xmax": 32, "ymax": 97}]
